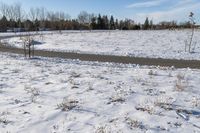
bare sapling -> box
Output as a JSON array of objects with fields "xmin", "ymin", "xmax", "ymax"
[
  {"xmin": 189, "ymin": 12, "xmax": 195, "ymax": 53},
  {"xmin": 185, "ymin": 12, "xmax": 196, "ymax": 53},
  {"xmin": 23, "ymin": 34, "xmax": 35, "ymax": 58}
]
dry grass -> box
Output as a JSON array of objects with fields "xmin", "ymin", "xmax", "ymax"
[
  {"xmin": 148, "ymin": 70, "xmax": 157, "ymax": 76},
  {"xmin": 125, "ymin": 117, "xmax": 146, "ymax": 130},
  {"xmin": 95, "ymin": 125, "xmax": 112, "ymax": 133},
  {"xmin": 108, "ymin": 95, "xmax": 125, "ymax": 104},
  {"xmin": 0, "ymin": 117, "xmax": 10, "ymax": 125},
  {"xmin": 135, "ymin": 104, "xmax": 155, "ymax": 115},
  {"xmin": 192, "ymin": 97, "xmax": 200, "ymax": 107},
  {"xmin": 57, "ymin": 97, "xmax": 79, "ymax": 111},
  {"xmin": 24, "ymin": 85, "xmax": 40, "ymax": 102},
  {"xmin": 175, "ymin": 73, "xmax": 188, "ymax": 92}
]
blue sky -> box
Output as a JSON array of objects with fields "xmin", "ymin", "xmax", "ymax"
[{"xmin": 1, "ymin": 0, "xmax": 200, "ymax": 23}]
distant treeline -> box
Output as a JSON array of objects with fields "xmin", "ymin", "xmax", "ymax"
[{"xmin": 0, "ymin": 3, "xmax": 197, "ymax": 32}]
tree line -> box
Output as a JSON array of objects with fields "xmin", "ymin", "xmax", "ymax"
[{"xmin": 0, "ymin": 2, "xmax": 197, "ymax": 32}]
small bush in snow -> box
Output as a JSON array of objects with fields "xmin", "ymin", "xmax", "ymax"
[
  {"xmin": 154, "ymin": 97, "xmax": 175, "ymax": 111},
  {"xmin": 135, "ymin": 104, "xmax": 155, "ymax": 115},
  {"xmin": 175, "ymin": 73, "xmax": 188, "ymax": 92},
  {"xmin": 39, "ymin": 33, "xmax": 44, "ymax": 41},
  {"xmin": 24, "ymin": 85, "xmax": 40, "ymax": 102},
  {"xmin": 70, "ymin": 72, "xmax": 81, "ymax": 78},
  {"xmin": 22, "ymin": 35, "xmax": 35, "ymax": 58},
  {"xmin": 168, "ymin": 71, "xmax": 173, "ymax": 77},
  {"xmin": 0, "ymin": 118, "xmax": 9, "ymax": 125},
  {"xmin": 107, "ymin": 95, "xmax": 125, "ymax": 104},
  {"xmin": 0, "ymin": 117, "xmax": 10, "ymax": 125},
  {"xmin": 57, "ymin": 97, "xmax": 79, "ymax": 111},
  {"xmin": 185, "ymin": 12, "xmax": 197, "ymax": 53},
  {"xmin": 192, "ymin": 97, "xmax": 200, "ymax": 107},
  {"xmin": 125, "ymin": 117, "xmax": 146, "ymax": 130},
  {"xmin": 95, "ymin": 126, "xmax": 109, "ymax": 133},
  {"xmin": 148, "ymin": 70, "xmax": 157, "ymax": 76},
  {"xmin": 175, "ymin": 82, "xmax": 185, "ymax": 91}
]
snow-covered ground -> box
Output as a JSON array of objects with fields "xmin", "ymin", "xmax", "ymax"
[
  {"xmin": 0, "ymin": 52, "xmax": 200, "ymax": 132},
  {"xmin": 2, "ymin": 30, "xmax": 200, "ymax": 60}
]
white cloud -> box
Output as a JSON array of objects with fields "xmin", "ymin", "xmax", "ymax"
[
  {"xmin": 132, "ymin": 0, "xmax": 200, "ymax": 23},
  {"xmin": 175, "ymin": 0, "xmax": 194, "ymax": 6},
  {"xmin": 126, "ymin": 0, "xmax": 165, "ymax": 8}
]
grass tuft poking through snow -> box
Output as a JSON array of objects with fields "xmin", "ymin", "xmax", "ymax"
[{"xmin": 57, "ymin": 97, "xmax": 79, "ymax": 112}]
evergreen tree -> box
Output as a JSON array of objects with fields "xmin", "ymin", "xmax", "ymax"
[
  {"xmin": 0, "ymin": 16, "xmax": 8, "ymax": 32},
  {"xmin": 119, "ymin": 20, "xmax": 124, "ymax": 30},
  {"xmin": 99, "ymin": 15, "xmax": 105, "ymax": 29},
  {"xmin": 110, "ymin": 15, "xmax": 115, "ymax": 30},
  {"xmin": 150, "ymin": 20, "xmax": 153, "ymax": 29},
  {"xmin": 34, "ymin": 19, "xmax": 40, "ymax": 31},
  {"xmin": 133, "ymin": 24, "xmax": 141, "ymax": 30},
  {"xmin": 9, "ymin": 19, "xmax": 16, "ymax": 29},
  {"xmin": 24, "ymin": 20, "xmax": 34, "ymax": 31},
  {"xmin": 17, "ymin": 19, "xmax": 22, "ymax": 29},
  {"xmin": 103, "ymin": 15, "xmax": 109, "ymax": 29},
  {"xmin": 97, "ymin": 14, "xmax": 102, "ymax": 29},
  {"xmin": 90, "ymin": 16, "xmax": 97, "ymax": 30},
  {"xmin": 115, "ymin": 19, "xmax": 119, "ymax": 29},
  {"xmin": 143, "ymin": 17, "xmax": 150, "ymax": 30}
]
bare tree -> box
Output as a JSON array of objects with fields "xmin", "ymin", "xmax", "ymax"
[
  {"xmin": 47, "ymin": 11, "xmax": 57, "ymax": 29},
  {"xmin": 0, "ymin": 3, "xmax": 18, "ymax": 30},
  {"xmin": 78, "ymin": 11, "xmax": 89, "ymax": 24},
  {"xmin": 12, "ymin": 2, "xmax": 25, "ymax": 34},
  {"xmin": 29, "ymin": 7, "xmax": 41, "ymax": 32},
  {"xmin": 188, "ymin": 12, "xmax": 195, "ymax": 53},
  {"xmin": 29, "ymin": 8, "xmax": 37, "ymax": 21},
  {"xmin": 7, "ymin": 5, "xmax": 15, "ymax": 21},
  {"xmin": 58, "ymin": 11, "xmax": 65, "ymax": 33},
  {"xmin": 23, "ymin": 35, "xmax": 34, "ymax": 58},
  {"xmin": 13, "ymin": 3, "xmax": 24, "ymax": 21},
  {"xmin": 65, "ymin": 13, "xmax": 71, "ymax": 20},
  {"xmin": 0, "ymin": 2, "xmax": 9, "ymax": 17},
  {"xmin": 88, "ymin": 13, "xmax": 95, "ymax": 30},
  {"xmin": 185, "ymin": 12, "xmax": 196, "ymax": 53},
  {"xmin": 1, "ymin": 2, "xmax": 25, "ymax": 33},
  {"xmin": 37, "ymin": 7, "xmax": 46, "ymax": 30},
  {"xmin": 0, "ymin": 3, "xmax": 21, "ymax": 21}
]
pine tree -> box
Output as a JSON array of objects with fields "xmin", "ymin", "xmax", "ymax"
[
  {"xmin": 143, "ymin": 17, "xmax": 150, "ymax": 30},
  {"xmin": 119, "ymin": 20, "xmax": 124, "ymax": 30},
  {"xmin": 9, "ymin": 19, "xmax": 16, "ymax": 29},
  {"xmin": 34, "ymin": 19, "xmax": 40, "ymax": 31},
  {"xmin": 150, "ymin": 20, "xmax": 153, "ymax": 30},
  {"xmin": 103, "ymin": 15, "xmax": 109, "ymax": 30},
  {"xmin": 97, "ymin": 14, "xmax": 102, "ymax": 29},
  {"xmin": 90, "ymin": 16, "xmax": 97, "ymax": 30},
  {"xmin": 0, "ymin": 16, "xmax": 8, "ymax": 32},
  {"xmin": 115, "ymin": 19, "xmax": 119, "ymax": 29},
  {"xmin": 110, "ymin": 15, "xmax": 115, "ymax": 30},
  {"xmin": 17, "ymin": 19, "xmax": 22, "ymax": 29}
]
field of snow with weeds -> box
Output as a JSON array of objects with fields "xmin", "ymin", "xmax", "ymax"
[
  {"xmin": 0, "ymin": 52, "xmax": 200, "ymax": 132},
  {"xmin": 2, "ymin": 30, "xmax": 200, "ymax": 60}
]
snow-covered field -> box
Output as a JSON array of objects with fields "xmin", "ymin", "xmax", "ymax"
[
  {"xmin": 0, "ymin": 52, "xmax": 200, "ymax": 132},
  {"xmin": 2, "ymin": 30, "xmax": 200, "ymax": 60}
]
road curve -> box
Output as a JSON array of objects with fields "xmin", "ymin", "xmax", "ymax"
[{"xmin": 0, "ymin": 35, "xmax": 200, "ymax": 69}]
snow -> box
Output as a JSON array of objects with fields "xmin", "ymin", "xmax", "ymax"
[
  {"xmin": 0, "ymin": 52, "xmax": 200, "ymax": 132},
  {"xmin": 2, "ymin": 30, "xmax": 200, "ymax": 60}
]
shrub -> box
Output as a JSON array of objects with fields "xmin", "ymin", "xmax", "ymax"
[{"xmin": 57, "ymin": 97, "xmax": 79, "ymax": 111}]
